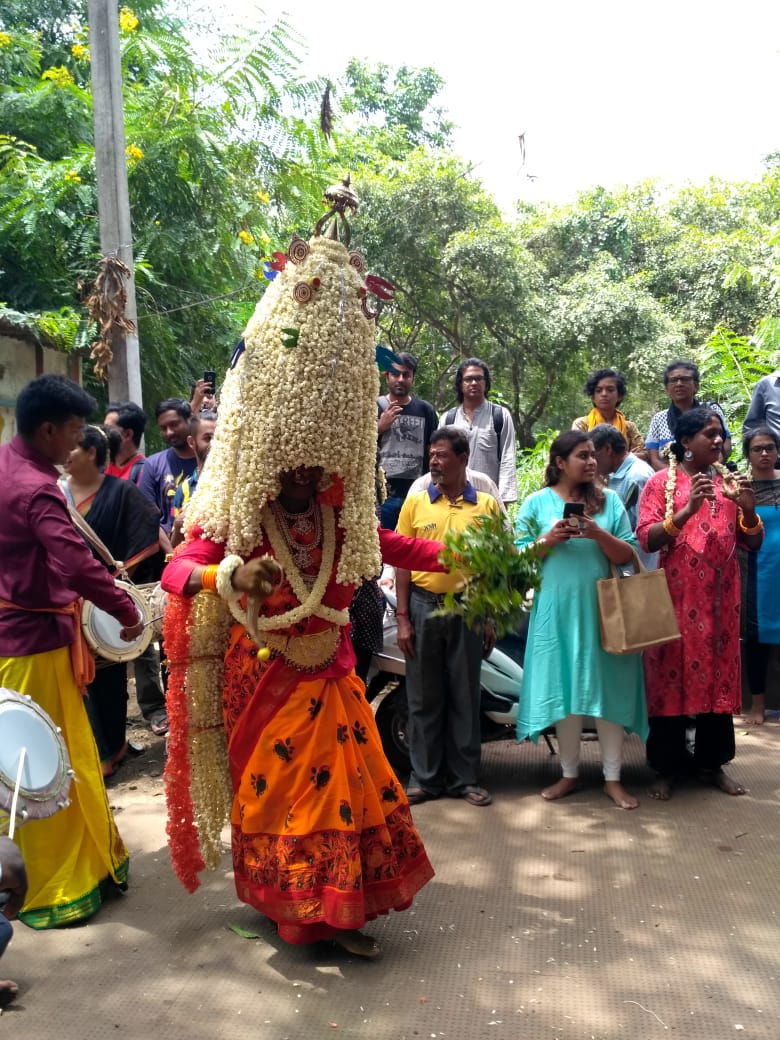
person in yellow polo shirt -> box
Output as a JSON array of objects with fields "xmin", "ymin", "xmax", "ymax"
[{"xmin": 395, "ymin": 427, "xmax": 503, "ymax": 807}]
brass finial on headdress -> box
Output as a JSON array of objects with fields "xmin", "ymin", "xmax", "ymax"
[{"xmin": 314, "ymin": 174, "xmax": 359, "ymax": 245}]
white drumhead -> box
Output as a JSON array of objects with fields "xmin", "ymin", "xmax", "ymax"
[
  {"xmin": 0, "ymin": 701, "xmax": 60, "ymax": 790},
  {"xmin": 0, "ymin": 689, "xmax": 71, "ymax": 823},
  {"xmin": 82, "ymin": 581, "xmax": 152, "ymax": 662}
]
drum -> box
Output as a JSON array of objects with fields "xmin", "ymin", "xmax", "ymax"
[
  {"xmin": 136, "ymin": 581, "xmax": 168, "ymax": 641},
  {"xmin": 0, "ymin": 688, "xmax": 73, "ymax": 836},
  {"xmin": 81, "ymin": 580, "xmax": 152, "ymax": 664}
]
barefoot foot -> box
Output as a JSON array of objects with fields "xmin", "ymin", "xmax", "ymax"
[
  {"xmin": 333, "ymin": 929, "xmax": 382, "ymax": 959},
  {"xmin": 743, "ymin": 695, "xmax": 765, "ymax": 726},
  {"xmin": 647, "ymin": 775, "xmax": 674, "ymax": 801},
  {"xmin": 743, "ymin": 709, "xmax": 766, "ymax": 726},
  {"xmin": 604, "ymin": 780, "xmax": 638, "ymax": 810},
  {"xmin": 541, "ymin": 777, "xmax": 581, "ymax": 801},
  {"xmin": 699, "ymin": 769, "xmax": 746, "ymax": 796}
]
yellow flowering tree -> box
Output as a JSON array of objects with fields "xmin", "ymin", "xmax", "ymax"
[{"xmin": 0, "ymin": 0, "xmax": 330, "ymax": 417}]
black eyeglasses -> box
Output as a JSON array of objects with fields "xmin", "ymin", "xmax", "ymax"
[
  {"xmin": 667, "ymin": 376, "xmax": 696, "ymax": 384},
  {"xmin": 750, "ymin": 445, "xmax": 777, "ymax": 454},
  {"xmin": 462, "ymin": 375, "xmax": 485, "ymax": 383}
]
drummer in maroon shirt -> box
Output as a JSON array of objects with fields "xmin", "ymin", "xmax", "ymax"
[{"xmin": 0, "ymin": 373, "xmax": 144, "ymax": 930}]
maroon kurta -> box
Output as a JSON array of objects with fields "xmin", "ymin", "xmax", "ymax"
[
  {"xmin": 0, "ymin": 436, "xmax": 139, "ymax": 656},
  {"xmin": 637, "ymin": 469, "xmax": 754, "ymax": 716}
]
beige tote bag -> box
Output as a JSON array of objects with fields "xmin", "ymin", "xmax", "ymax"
[{"xmin": 596, "ymin": 550, "xmax": 681, "ymax": 655}]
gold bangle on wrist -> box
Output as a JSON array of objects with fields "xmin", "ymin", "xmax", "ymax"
[
  {"xmin": 739, "ymin": 514, "xmax": 763, "ymax": 535},
  {"xmin": 662, "ymin": 516, "xmax": 681, "ymax": 538}
]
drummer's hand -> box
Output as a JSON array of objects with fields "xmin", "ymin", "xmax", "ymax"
[
  {"xmin": 232, "ymin": 557, "xmax": 283, "ymax": 599},
  {"xmin": 0, "ymin": 837, "xmax": 28, "ymax": 919},
  {"xmin": 120, "ymin": 619, "xmax": 145, "ymax": 642}
]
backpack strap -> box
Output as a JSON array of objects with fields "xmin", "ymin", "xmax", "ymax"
[
  {"xmin": 129, "ymin": 458, "xmax": 145, "ymax": 485},
  {"xmin": 491, "ymin": 404, "xmax": 504, "ymax": 463},
  {"xmin": 444, "ymin": 408, "xmax": 457, "ymax": 425}
]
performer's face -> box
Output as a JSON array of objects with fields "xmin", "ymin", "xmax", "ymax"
[{"xmin": 278, "ymin": 466, "xmax": 324, "ymax": 502}]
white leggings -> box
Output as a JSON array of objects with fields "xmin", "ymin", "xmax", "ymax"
[{"xmin": 555, "ymin": 715, "xmax": 625, "ymax": 782}]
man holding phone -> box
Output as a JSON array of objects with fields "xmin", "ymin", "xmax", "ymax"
[{"xmin": 190, "ymin": 372, "xmax": 218, "ymax": 415}]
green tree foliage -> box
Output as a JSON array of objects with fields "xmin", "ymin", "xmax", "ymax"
[
  {"xmin": 334, "ymin": 59, "xmax": 454, "ymax": 166},
  {"xmin": 0, "ymin": 0, "xmax": 327, "ymax": 406}
]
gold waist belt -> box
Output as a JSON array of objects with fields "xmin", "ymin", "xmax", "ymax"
[{"xmin": 262, "ymin": 625, "xmax": 341, "ymax": 672}]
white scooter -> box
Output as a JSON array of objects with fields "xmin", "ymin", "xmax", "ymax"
[{"xmin": 365, "ymin": 589, "xmax": 535, "ymax": 774}]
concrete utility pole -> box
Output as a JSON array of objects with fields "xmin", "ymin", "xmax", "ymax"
[{"xmin": 88, "ymin": 0, "xmax": 143, "ymax": 406}]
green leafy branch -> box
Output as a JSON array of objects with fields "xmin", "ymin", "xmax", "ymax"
[{"xmin": 436, "ymin": 511, "xmax": 542, "ymax": 639}]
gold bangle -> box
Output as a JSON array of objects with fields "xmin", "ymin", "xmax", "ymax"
[
  {"xmin": 739, "ymin": 514, "xmax": 763, "ymax": 535},
  {"xmin": 662, "ymin": 516, "xmax": 681, "ymax": 538},
  {"xmin": 201, "ymin": 564, "xmax": 219, "ymax": 591}
]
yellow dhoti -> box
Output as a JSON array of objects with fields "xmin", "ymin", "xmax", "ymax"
[{"xmin": 0, "ymin": 646, "xmax": 129, "ymax": 928}]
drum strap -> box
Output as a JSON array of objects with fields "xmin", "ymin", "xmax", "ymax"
[
  {"xmin": 0, "ymin": 598, "xmax": 96, "ymax": 691},
  {"xmin": 59, "ymin": 485, "xmax": 126, "ymax": 577}
]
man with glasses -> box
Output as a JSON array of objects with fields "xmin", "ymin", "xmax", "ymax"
[
  {"xmin": 440, "ymin": 358, "xmax": 517, "ymax": 505},
  {"xmin": 646, "ymin": 360, "xmax": 731, "ymax": 471}
]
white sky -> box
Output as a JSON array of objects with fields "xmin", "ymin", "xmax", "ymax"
[{"xmin": 188, "ymin": 0, "xmax": 780, "ymax": 210}]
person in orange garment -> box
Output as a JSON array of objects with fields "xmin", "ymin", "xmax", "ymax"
[{"xmin": 160, "ymin": 196, "xmax": 440, "ymax": 960}]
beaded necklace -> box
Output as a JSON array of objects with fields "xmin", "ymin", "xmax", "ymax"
[{"xmin": 269, "ymin": 499, "xmax": 322, "ymax": 585}]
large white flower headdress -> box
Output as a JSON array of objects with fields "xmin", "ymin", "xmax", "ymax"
[{"xmin": 187, "ymin": 181, "xmax": 387, "ymax": 585}]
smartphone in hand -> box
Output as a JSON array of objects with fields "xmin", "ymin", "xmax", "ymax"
[
  {"xmin": 562, "ymin": 501, "xmax": 585, "ymax": 532},
  {"xmin": 203, "ymin": 370, "xmax": 216, "ymax": 391}
]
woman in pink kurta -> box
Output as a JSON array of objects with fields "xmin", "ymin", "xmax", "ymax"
[{"xmin": 636, "ymin": 407, "xmax": 763, "ymax": 800}]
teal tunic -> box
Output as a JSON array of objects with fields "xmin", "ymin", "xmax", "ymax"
[{"xmin": 515, "ymin": 487, "xmax": 648, "ymax": 742}]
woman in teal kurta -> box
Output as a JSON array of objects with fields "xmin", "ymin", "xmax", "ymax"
[{"xmin": 515, "ymin": 430, "xmax": 648, "ymax": 809}]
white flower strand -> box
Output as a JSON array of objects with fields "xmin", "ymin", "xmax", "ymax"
[
  {"xmin": 184, "ymin": 590, "xmax": 233, "ymax": 866},
  {"xmin": 187, "ymin": 235, "xmax": 380, "ymax": 586},
  {"xmin": 222, "ymin": 505, "xmax": 348, "ymax": 636},
  {"xmin": 216, "ymin": 554, "xmax": 245, "ymax": 601},
  {"xmin": 665, "ymin": 453, "xmax": 742, "ymax": 521}
]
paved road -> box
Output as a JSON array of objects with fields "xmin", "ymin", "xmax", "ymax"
[{"xmin": 3, "ymin": 727, "xmax": 780, "ymax": 1039}]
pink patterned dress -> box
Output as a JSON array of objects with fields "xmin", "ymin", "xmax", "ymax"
[{"xmin": 636, "ymin": 468, "xmax": 752, "ymax": 717}]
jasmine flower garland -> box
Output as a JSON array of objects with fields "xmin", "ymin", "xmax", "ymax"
[
  {"xmin": 187, "ymin": 235, "xmax": 380, "ymax": 587},
  {"xmin": 664, "ymin": 453, "xmax": 742, "ymax": 524}
]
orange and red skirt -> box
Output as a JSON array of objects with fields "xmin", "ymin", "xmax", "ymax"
[{"xmin": 223, "ymin": 632, "xmax": 434, "ymax": 944}]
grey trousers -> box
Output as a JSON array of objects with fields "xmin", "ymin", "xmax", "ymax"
[
  {"xmin": 133, "ymin": 642, "xmax": 166, "ymax": 719},
  {"xmin": 405, "ymin": 585, "xmax": 483, "ymax": 795}
]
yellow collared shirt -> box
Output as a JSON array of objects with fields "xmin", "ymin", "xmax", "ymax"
[{"xmin": 396, "ymin": 481, "xmax": 502, "ymax": 594}]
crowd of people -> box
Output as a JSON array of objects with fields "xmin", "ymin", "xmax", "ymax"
[
  {"xmin": 1, "ymin": 315, "xmax": 778, "ymax": 997},
  {"xmin": 378, "ymin": 357, "xmax": 775, "ymax": 814}
]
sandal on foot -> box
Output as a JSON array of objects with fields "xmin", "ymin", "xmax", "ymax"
[
  {"xmin": 149, "ymin": 709, "xmax": 169, "ymax": 736},
  {"xmin": 406, "ymin": 787, "xmax": 435, "ymax": 806},
  {"xmin": 459, "ymin": 785, "xmax": 493, "ymax": 806}
]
